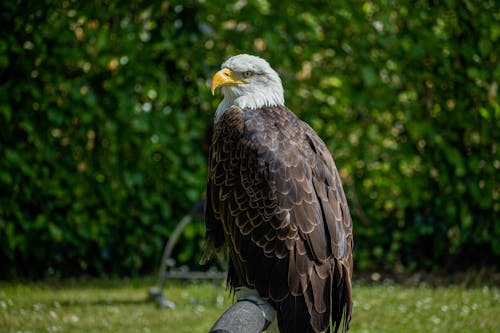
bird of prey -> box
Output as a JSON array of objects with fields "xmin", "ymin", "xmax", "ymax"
[{"xmin": 202, "ymin": 54, "xmax": 353, "ymax": 333}]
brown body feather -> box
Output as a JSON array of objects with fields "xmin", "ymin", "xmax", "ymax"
[{"xmin": 202, "ymin": 105, "xmax": 353, "ymax": 333}]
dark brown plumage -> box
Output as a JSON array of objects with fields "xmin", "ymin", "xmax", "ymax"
[{"xmin": 202, "ymin": 104, "xmax": 353, "ymax": 333}]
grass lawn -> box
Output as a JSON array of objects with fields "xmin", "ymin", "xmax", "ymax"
[{"xmin": 0, "ymin": 278, "xmax": 498, "ymax": 333}]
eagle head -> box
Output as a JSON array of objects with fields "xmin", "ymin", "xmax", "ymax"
[{"xmin": 211, "ymin": 54, "xmax": 285, "ymax": 119}]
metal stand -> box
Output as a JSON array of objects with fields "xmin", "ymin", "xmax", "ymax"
[{"xmin": 148, "ymin": 200, "xmax": 225, "ymax": 308}]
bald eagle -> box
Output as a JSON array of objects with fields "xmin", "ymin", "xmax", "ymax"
[{"xmin": 202, "ymin": 54, "xmax": 353, "ymax": 333}]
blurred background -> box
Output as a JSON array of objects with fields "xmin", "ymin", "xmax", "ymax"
[{"xmin": 0, "ymin": 0, "xmax": 498, "ymax": 280}]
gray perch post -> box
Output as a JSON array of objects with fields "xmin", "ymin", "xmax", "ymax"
[{"xmin": 209, "ymin": 300, "xmax": 268, "ymax": 333}]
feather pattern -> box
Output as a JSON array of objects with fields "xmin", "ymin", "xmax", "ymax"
[{"xmin": 202, "ymin": 104, "xmax": 353, "ymax": 332}]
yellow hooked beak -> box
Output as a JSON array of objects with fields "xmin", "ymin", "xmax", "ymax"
[{"xmin": 211, "ymin": 68, "xmax": 247, "ymax": 95}]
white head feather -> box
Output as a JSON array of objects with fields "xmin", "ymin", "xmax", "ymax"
[{"xmin": 214, "ymin": 54, "xmax": 285, "ymax": 121}]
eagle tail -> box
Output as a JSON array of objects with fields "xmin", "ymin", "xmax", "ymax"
[
  {"xmin": 341, "ymin": 263, "xmax": 353, "ymax": 332},
  {"xmin": 276, "ymin": 293, "xmax": 315, "ymax": 333},
  {"xmin": 332, "ymin": 262, "xmax": 353, "ymax": 333}
]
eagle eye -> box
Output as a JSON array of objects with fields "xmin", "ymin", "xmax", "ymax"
[{"xmin": 242, "ymin": 71, "xmax": 253, "ymax": 78}]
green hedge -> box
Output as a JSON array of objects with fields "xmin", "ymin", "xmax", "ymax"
[{"xmin": 1, "ymin": 0, "xmax": 498, "ymax": 278}]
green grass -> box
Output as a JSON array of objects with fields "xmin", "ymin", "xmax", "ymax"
[{"xmin": 0, "ymin": 278, "xmax": 498, "ymax": 333}]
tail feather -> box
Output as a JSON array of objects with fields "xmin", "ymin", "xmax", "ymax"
[
  {"xmin": 275, "ymin": 260, "xmax": 352, "ymax": 333},
  {"xmin": 276, "ymin": 293, "xmax": 314, "ymax": 333}
]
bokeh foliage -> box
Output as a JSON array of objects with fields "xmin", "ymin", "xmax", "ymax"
[{"xmin": 0, "ymin": 0, "xmax": 498, "ymax": 278}]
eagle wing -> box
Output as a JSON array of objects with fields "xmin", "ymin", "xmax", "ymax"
[{"xmin": 203, "ymin": 105, "xmax": 353, "ymax": 333}]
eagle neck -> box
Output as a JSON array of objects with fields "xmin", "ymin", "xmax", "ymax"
[
  {"xmin": 215, "ymin": 95, "xmax": 284, "ymax": 122},
  {"xmin": 214, "ymin": 98, "xmax": 233, "ymax": 122}
]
